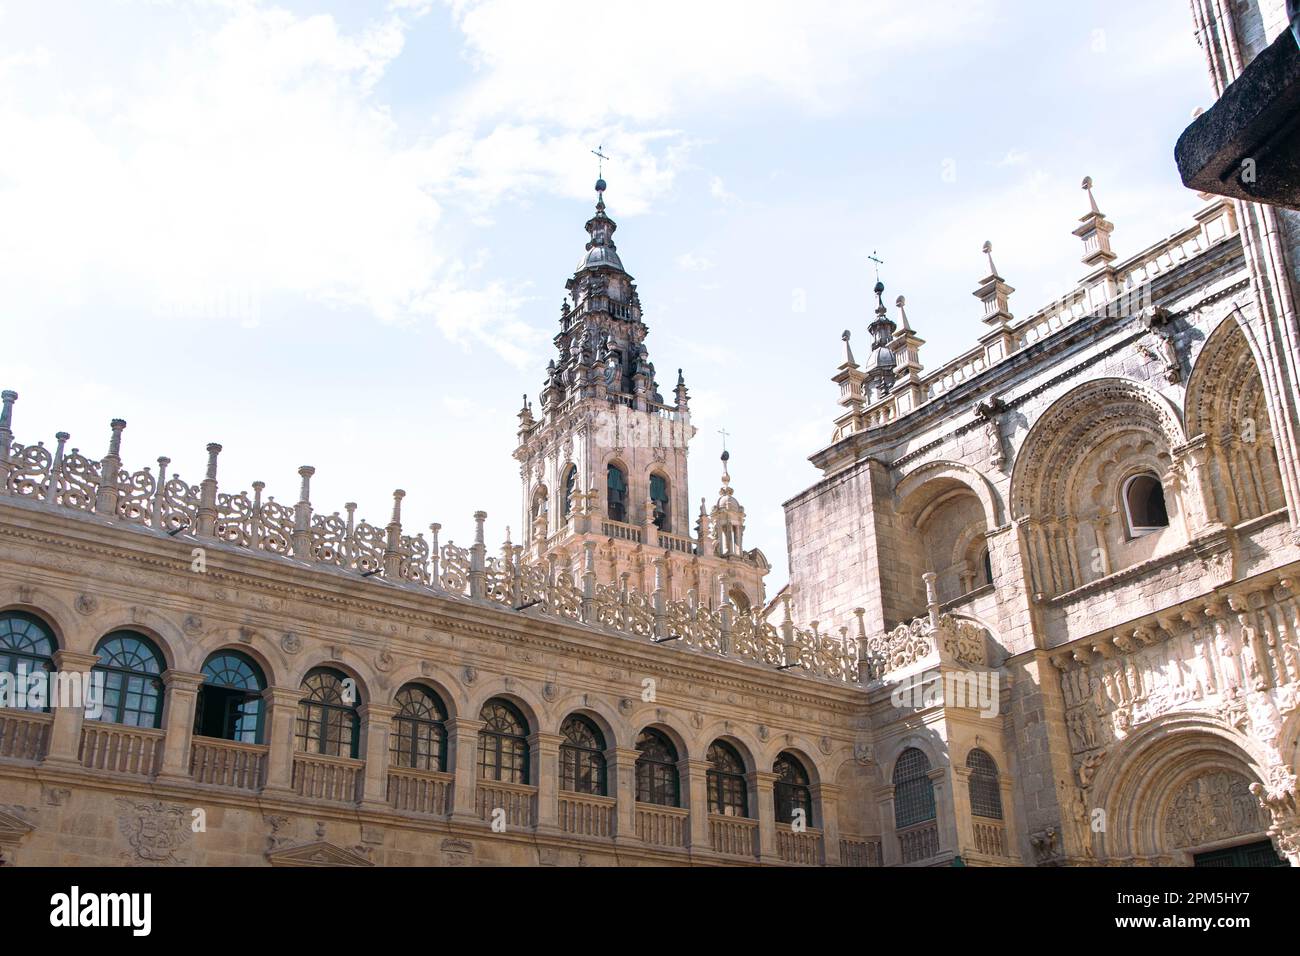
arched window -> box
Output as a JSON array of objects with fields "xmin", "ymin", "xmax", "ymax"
[
  {"xmin": 634, "ymin": 728, "xmax": 680, "ymax": 806},
  {"xmin": 650, "ymin": 472, "xmax": 670, "ymax": 531},
  {"xmin": 893, "ymin": 747, "xmax": 936, "ymax": 828},
  {"xmin": 707, "ymin": 740, "xmax": 749, "ymax": 817},
  {"xmin": 392, "ymin": 684, "xmax": 447, "ymax": 772},
  {"xmin": 559, "ymin": 714, "xmax": 607, "ymax": 795},
  {"xmin": 478, "ymin": 699, "xmax": 530, "ymax": 784},
  {"xmin": 1122, "ymin": 473, "xmax": 1169, "ymax": 536},
  {"xmin": 90, "ymin": 631, "xmax": 164, "ymax": 728},
  {"xmin": 296, "ymin": 668, "xmax": 361, "ymax": 758},
  {"xmin": 561, "ymin": 465, "xmax": 577, "ymax": 521},
  {"xmin": 195, "ymin": 650, "xmax": 265, "ymax": 744},
  {"xmin": 774, "ymin": 752, "xmax": 814, "ymax": 827},
  {"xmin": 0, "ymin": 611, "xmax": 56, "ymax": 713},
  {"xmin": 607, "ymin": 463, "xmax": 627, "ymax": 523},
  {"xmin": 967, "ymin": 748, "xmax": 1003, "ymax": 820}
]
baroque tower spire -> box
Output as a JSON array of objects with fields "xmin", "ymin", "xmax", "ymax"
[{"xmin": 513, "ymin": 177, "xmax": 770, "ymax": 607}]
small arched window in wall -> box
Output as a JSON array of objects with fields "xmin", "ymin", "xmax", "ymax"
[
  {"xmin": 773, "ymin": 751, "xmax": 814, "ymax": 827},
  {"xmin": 607, "ymin": 463, "xmax": 628, "ymax": 523},
  {"xmin": 706, "ymin": 740, "xmax": 750, "ymax": 817},
  {"xmin": 392, "ymin": 684, "xmax": 448, "ymax": 772},
  {"xmin": 296, "ymin": 667, "xmax": 361, "ymax": 758},
  {"xmin": 892, "ymin": 747, "xmax": 936, "ymax": 829},
  {"xmin": 559, "ymin": 714, "xmax": 607, "ymax": 795},
  {"xmin": 650, "ymin": 472, "xmax": 670, "ymax": 532},
  {"xmin": 634, "ymin": 728, "xmax": 680, "ymax": 806},
  {"xmin": 981, "ymin": 547, "xmax": 993, "ymax": 587},
  {"xmin": 0, "ymin": 611, "xmax": 56, "ymax": 713},
  {"xmin": 477, "ymin": 698, "xmax": 530, "ymax": 784},
  {"xmin": 966, "ymin": 748, "xmax": 1003, "ymax": 820},
  {"xmin": 1122, "ymin": 472, "xmax": 1169, "ymax": 537},
  {"xmin": 195, "ymin": 650, "xmax": 266, "ymax": 743},
  {"xmin": 561, "ymin": 465, "xmax": 577, "ymax": 521},
  {"xmin": 90, "ymin": 631, "xmax": 165, "ymax": 729}
]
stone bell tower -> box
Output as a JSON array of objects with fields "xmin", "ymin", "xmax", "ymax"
[{"xmin": 513, "ymin": 178, "xmax": 769, "ymax": 607}]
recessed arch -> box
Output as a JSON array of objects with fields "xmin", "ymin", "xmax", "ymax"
[
  {"xmin": 1010, "ymin": 377, "xmax": 1185, "ymax": 521},
  {"xmin": 1184, "ymin": 314, "xmax": 1285, "ymax": 522}
]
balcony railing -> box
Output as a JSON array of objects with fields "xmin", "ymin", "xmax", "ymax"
[
  {"xmin": 0, "ymin": 709, "xmax": 52, "ymax": 761},
  {"xmin": 709, "ymin": 814, "xmax": 759, "ymax": 858},
  {"xmin": 79, "ymin": 723, "xmax": 164, "ymax": 777},
  {"xmin": 898, "ymin": 821, "xmax": 940, "ymax": 863},
  {"xmin": 635, "ymin": 803, "xmax": 688, "ymax": 848},
  {"xmin": 775, "ymin": 824, "xmax": 823, "ymax": 865},
  {"xmin": 388, "ymin": 766, "xmax": 453, "ymax": 816},
  {"xmin": 839, "ymin": 835, "xmax": 883, "ymax": 867},
  {"xmin": 601, "ymin": 519, "xmax": 642, "ymax": 543},
  {"xmin": 190, "ymin": 737, "xmax": 267, "ymax": 790},
  {"xmin": 972, "ymin": 819, "xmax": 1008, "ymax": 857},
  {"xmin": 558, "ymin": 791, "xmax": 616, "ymax": 838},
  {"xmin": 292, "ymin": 752, "xmax": 363, "ymax": 803},
  {"xmin": 656, "ymin": 530, "xmax": 695, "ymax": 554},
  {"xmin": 475, "ymin": 780, "xmax": 536, "ymax": 829}
]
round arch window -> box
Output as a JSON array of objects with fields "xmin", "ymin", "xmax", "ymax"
[{"xmin": 1122, "ymin": 473, "xmax": 1169, "ymax": 536}]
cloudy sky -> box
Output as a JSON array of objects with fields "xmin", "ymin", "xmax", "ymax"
[{"xmin": 1, "ymin": 0, "xmax": 1213, "ymax": 583}]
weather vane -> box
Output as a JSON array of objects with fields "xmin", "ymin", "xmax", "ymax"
[
  {"xmin": 591, "ymin": 144, "xmax": 609, "ymax": 179},
  {"xmin": 868, "ymin": 250, "xmax": 885, "ymax": 282}
]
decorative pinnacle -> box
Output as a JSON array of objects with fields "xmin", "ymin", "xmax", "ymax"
[
  {"xmin": 895, "ymin": 295, "xmax": 912, "ymax": 332},
  {"xmin": 1082, "ymin": 175, "xmax": 1100, "ymax": 214},
  {"xmin": 982, "ymin": 240, "xmax": 998, "ymax": 277}
]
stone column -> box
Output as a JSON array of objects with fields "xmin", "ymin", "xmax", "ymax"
[
  {"xmin": 447, "ymin": 716, "xmax": 484, "ymax": 823},
  {"xmin": 931, "ymin": 767, "xmax": 955, "ymax": 859},
  {"xmin": 357, "ymin": 702, "xmax": 398, "ymax": 810},
  {"xmin": 877, "ymin": 785, "xmax": 899, "ymax": 866},
  {"xmin": 682, "ymin": 757, "xmax": 712, "ymax": 851},
  {"xmin": 531, "ymin": 731, "xmax": 563, "ymax": 833},
  {"xmin": 751, "ymin": 769, "xmax": 777, "ymax": 862},
  {"xmin": 261, "ymin": 686, "xmax": 304, "ymax": 794},
  {"xmin": 41, "ymin": 649, "xmax": 100, "ymax": 769},
  {"xmin": 608, "ymin": 746, "xmax": 640, "ymax": 842},
  {"xmin": 813, "ymin": 782, "xmax": 842, "ymax": 865},
  {"xmin": 951, "ymin": 763, "xmax": 975, "ymax": 856},
  {"xmin": 156, "ymin": 670, "xmax": 205, "ymax": 782}
]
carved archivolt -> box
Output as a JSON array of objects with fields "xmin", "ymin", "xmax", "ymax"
[{"xmin": 1010, "ymin": 378, "xmax": 1184, "ymax": 521}]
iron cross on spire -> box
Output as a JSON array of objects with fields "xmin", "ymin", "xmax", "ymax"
[
  {"xmin": 591, "ymin": 145, "xmax": 609, "ymax": 178},
  {"xmin": 868, "ymin": 251, "xmax": 886, "ymax": 282},
  {"xmin": 717, "ymin": 427, "xmax": 730, "ymax": 453}
]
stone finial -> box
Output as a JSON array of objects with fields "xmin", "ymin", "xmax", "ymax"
[
  {"xmin": 1073, "ymin": 175, "xmax": 1116, "ymax": 269},
  {"xmin": 840, "ymin": 329, "xmax": 857, "ymax": 368},
  {"xmin": 895, "ymin": 295, "xmax": 912, "ymax": 332},
  {"xmin": 982, "ymin": 241, "xmax": 998, "ymax": 278},
  {"xmin": 390, "ymin": 489, "xmax": 405, "ymax": 525},
  {"xmin": 204, "ymin": 443, "xmax": 223, "ymax": 481},
  {"xmin": 297, "ymin": 466, "xmax": 315, "ymax": 504},
  {"xmin": 0, "ymin": 390, "xmax": 16, "ymax": 430},
  {"xmin": 106, "ymin": 418, "xmax": 126, "ymax": 458},
  {"xmin": 973, "ymin": 241, "xmax": 1015, "ymax": 331}
]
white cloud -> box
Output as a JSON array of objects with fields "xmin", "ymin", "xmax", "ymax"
[
  {"xmin": 445, "ymin": 0, "xmax": 989, "ymax": 126},
  {"xmin": 676, "ymin": 251, "xmax": 714, "ymax": 272}
]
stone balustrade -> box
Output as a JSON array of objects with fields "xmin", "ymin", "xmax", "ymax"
[
  {"xmin": 0, "ymin": 711, "xmax": 51, "ymax": 762},
  {"xmin": 78, "ymin": 724, "xmax": 164, "ymax": 777},
  {"xmin": 292, "ymin": 752, "xmax": 363, "ymax": 803},
  {"xmin": 190, "ymin": 737, "xmax": 267, "ymax": 791}
]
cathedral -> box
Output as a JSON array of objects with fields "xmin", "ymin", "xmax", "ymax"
[{"xmin": 0, "ymin": 0, "xmax": 1298, "ymax": 869}]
